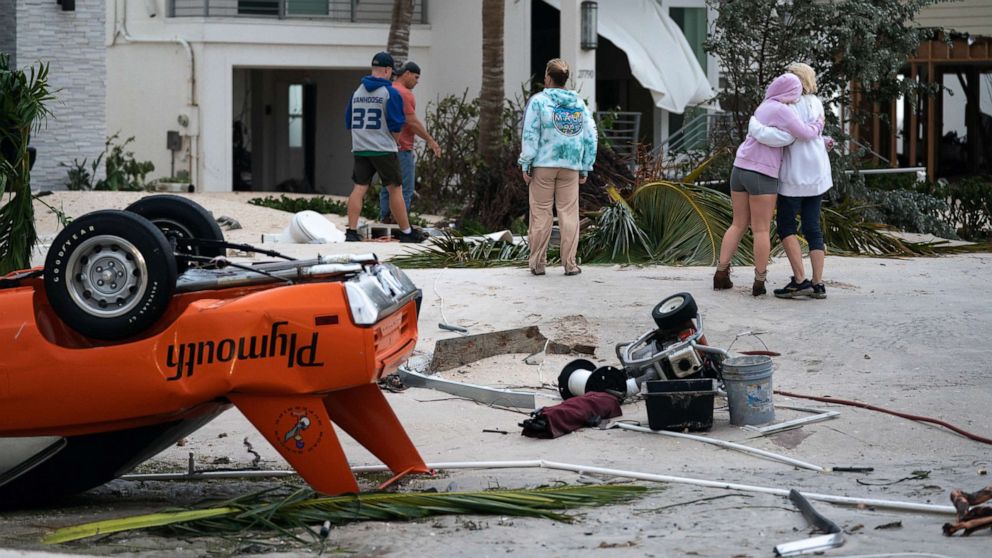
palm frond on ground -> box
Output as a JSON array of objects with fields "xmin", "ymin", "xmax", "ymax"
[
  {"xmin": 392, "ymin": 231, "xmax": 536, "ymax": 268},
  {"xmin": 44, "ymin": 484, "xmax": 648, "ymax": 545},
  {"xmin": 632, "ymin": 180, "xmax": 741, "ymax": 266},
  {"xmin": 821, "ymin": 204, "xmax": 992, "ymax": 256},
  {"xmin": 580, "ymin": 187, "xmax": 654, "ymax": 263}
]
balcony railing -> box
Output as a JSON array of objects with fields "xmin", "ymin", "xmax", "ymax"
[{"xmin": 168, "ymin": 0, "xmax": 427, "ymax": 23}]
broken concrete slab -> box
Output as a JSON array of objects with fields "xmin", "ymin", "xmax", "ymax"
[{"xmin": 430, "ymin": 326, "xmax": 597, "ymax": 372}]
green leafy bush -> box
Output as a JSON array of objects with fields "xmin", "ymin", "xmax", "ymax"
[
  {"xmin": 249, "ymin": 194, "xmax": 349, "ymax": 215},
  {"xmin": 62, "ymin": 134, "xmax": 154, "ymax": 191},
  {"xmin": 940, "ymin": 176, "xmax": 992, "ymax": 242},
  {"xmin": 860, "ymin": 188, "xmax": 956, "ymax": 239}
]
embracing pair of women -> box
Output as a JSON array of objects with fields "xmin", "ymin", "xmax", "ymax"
[{"xmin": 714, "ymin": 63, "xmax": 834, "ymax": 300}]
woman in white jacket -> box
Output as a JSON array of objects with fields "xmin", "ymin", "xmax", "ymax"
[{"xmin": 748, "ymin": 63, "xmax": 834, "ymax": 299}]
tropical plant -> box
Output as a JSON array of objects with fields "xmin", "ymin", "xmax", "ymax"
[
  {"xmin": 0, "ymin": 53, "xmax": 54, "ymax": 275},
  {"xmin": 394, "ymin": 231, "xmax": 534, "ymax": 269},
  {"xmin": 386, "ymin": 0, "xmax": 415, "ymax": 64},
  {"xmin": 61, "ymin": 133, "xmax": 155, "ymax": 191},
  {"xmin": 941, "ymin": 176, "xmax": 992, "ymax": 242},
  {"xmin": 579, "ymin": 189, "xmax": 653, "ymax": 263},
  {"xmin": 44, "ymin": 484, "xmax": 648, "ymax": 545}
]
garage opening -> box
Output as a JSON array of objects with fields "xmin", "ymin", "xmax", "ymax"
[{"xmin": 233, "ymin": 67, "xmax": 366, "ymax": 195}]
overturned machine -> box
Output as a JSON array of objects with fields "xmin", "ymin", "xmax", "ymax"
[{"xmin": 557, "ymin": 292, "xmax": 728, "ymax": 401}]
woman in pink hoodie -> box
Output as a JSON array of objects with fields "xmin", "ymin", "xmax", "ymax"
[{"xmin": 713, "ymin": 73, "xmax": 823, "ymax": 296}]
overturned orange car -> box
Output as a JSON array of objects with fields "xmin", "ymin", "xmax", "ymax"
[{"xmin": 0, "ymin": 195, "xmax": 427, "ymax": 507}]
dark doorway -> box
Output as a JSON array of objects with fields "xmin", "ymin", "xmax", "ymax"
[
  {"xmin": 530, "ymin": 0, "xmax": 560, "ymax": 93},
  {"xmin": 595, "ymin": 36, "xmax": 654, "ymax": 145}
]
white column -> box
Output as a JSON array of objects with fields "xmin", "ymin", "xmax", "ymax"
[{"xmin": 559, "ymin": 0, "xmax": 596, "ymax": 111}]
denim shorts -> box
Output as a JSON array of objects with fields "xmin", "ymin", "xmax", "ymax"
[{"xmin": 730, "ymin": 167, "xmax": 779, "ymax": 195}]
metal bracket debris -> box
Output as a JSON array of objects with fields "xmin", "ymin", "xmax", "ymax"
[
  {"xmin": 744, "ymin": 406, "xmax": 840, "ymax": 436},
  {"xmin": 774, "ymin": 489, "xmax": 845, "ymax": 556},
  {"xmin": 398, "ymin": 366, "xmax": 557, "ymax": 410}
]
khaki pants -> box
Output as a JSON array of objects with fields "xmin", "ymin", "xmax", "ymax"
[{"xmin": 528, "ymin": 167, "xmax": 580, "ymax": 273}]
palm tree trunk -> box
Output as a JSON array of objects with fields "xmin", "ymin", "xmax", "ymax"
[
  {"xmin": 387, "ymin": 0, "xmax": 416, "ymax": 64},
  {"xmin": 478, "ymin": 0, "xmax": 504, "ymax": 162}
]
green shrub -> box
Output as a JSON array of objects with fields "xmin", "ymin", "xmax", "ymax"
[
  {"xmin": 860, "ymin": 188, "xmax": 956, "ymax": 238},
  {"xmin": 62, "ymin": 133, "xmax": 154, "ymax": 191},
  {"xmin": 249, "ymin": 194, "xmax": 348, "ymax": 215},
  {"xmin": 248, "ymin": 193, "xmax": 430, "ymax": 227},
  {"xmin": 940, "ymin": 176, "xmax": 992, "ymax": 242}
]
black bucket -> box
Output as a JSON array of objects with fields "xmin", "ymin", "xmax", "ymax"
[{"xmin": 644, "ymin": 378, "xmax": 716, "ymax": 432}]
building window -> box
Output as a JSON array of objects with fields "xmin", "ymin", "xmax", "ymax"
[{"xmin": 288, "ymin": 84, "xmax": 303, "ymax": 148}]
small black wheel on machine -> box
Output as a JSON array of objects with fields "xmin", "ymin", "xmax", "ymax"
[{"xmin": 651, "ymin": 292, "xmax": 698, "ymax": 332}]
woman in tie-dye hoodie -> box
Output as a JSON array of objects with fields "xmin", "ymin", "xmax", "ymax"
[{"xmin": 518, "ymin": 58, "xmax": 598, "ymax": 277}]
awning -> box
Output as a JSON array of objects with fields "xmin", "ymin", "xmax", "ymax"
[{"xmin": 542, "ymin": 0, "xmax": 715, "ymax": 114}]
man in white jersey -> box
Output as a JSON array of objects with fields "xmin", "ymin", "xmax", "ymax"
[{"xmin": 344, "ymin": 51, "xmax": 425, "ymax": 243}]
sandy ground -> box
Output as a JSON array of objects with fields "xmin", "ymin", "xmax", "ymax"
[{"xmin": 3, "ymin": 192, "xmax": 991, "ymax": 557}]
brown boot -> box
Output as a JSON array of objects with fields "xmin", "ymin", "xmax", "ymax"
[
  {"xmin": 752, "ymin": 279, "xmax": 766, "ymax": 296},
  {"xmin": 713, "ymin": 268, "xmax": 733, "ymax": 290}
]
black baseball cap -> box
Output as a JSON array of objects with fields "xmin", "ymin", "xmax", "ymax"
[
  {"xmin": 397, "ymin": 61, "xmax": 421, "ymax": 75},
  {"xmin": 371, "ymin": 51, "xmax": 395, "ymax": 69}
]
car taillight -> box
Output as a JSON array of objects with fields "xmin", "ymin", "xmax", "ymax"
[{"xmin": 344, "ymin": 264, "xmax": 421, "ymax": 325}]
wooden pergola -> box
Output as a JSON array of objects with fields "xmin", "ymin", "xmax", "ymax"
[{"xmin": 850, "ymin": 34, "xmax": 992, "ymax": 181}]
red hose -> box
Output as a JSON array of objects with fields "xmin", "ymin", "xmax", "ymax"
[{"xmin": 775, "ymin": 390, "xmax": 992, "ymax": 446}]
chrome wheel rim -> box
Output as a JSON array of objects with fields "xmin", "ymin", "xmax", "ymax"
[{"xmin": 66, "ymin": 234, "xmax": 148, "ymax": 318}]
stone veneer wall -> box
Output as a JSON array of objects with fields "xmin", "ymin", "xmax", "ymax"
[
  {"xmin": 16, "ymin": 0, "xmax": 106, "ymax": 189},
  {"xmin": 0, "ymin": 0, "xmax": 15, "ymax": 68}
]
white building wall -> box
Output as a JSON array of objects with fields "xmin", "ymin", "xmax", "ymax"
[
  {"xmin": 17, "ymin": 0, "xmax": 106, "ymax": 190},
  {"xmin": 105, "ymin": 0, "xmax": 532, "ymax": 192}
]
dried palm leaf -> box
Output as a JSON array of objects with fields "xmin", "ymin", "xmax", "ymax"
[{"xmin": 44, "ymin": 484, "xmax": 648, "ymax": 545}]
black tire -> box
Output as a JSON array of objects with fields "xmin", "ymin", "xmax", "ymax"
[
  {"xmin": 652, "ymin": 292, "xmax": 698, "ymax": 331},
  {"xmin": 44, "ymin": 210, "xmax": 177, "ymax": 341},
  {"xmin": 125, "ymin": 195, "xmax": 225, "ymax": 272}
]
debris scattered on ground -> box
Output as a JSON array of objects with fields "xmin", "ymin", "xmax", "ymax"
[
  {"xmin": 874, "ymin": 520, "xmax": 903, "ymax": 530},
  {"xmin": 216, "ymin": 215, "xmax": 242, "ymax": 230},
  {"xmin": 520, "ymin": 392, "xmax": 622, "ymax": 439},
  {"xmin": 430, "ymin": 326, "xmax": 596, "ymax": 372},
  {"xmin": 378, "ymin": 373, "xmax": 409, "ymax": 393},
  {"xmin": 399, "ymin": 366, "xmax": 554, "ymax": 409},
  {"xmin": 943, "ymin": 485, "xmax": 992, "ymax": 536},
  {"xmin": 243, "ymin": 437, "xmax": 261, "ymax": 468},
  {"xmin": 774, "ymin": 489, "xmax": 845, "ymax": 557}
]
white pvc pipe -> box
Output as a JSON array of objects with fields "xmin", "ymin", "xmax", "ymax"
[
  {"xmin": 614, "ymin": 423, "xmax": 827, "ymax": 472},
  {"xmin": 122, "ymin": 459, "xmax": 957, "ymax": 515}
]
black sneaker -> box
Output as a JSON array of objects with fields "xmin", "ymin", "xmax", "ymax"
[
  {"xmin": 811, "ymin": 283, "xmax": 827, "ymax": 299},
  {"xmin": 773, "ymin": 276, "xmax": 813, "ymax": 299},
  {"xmin": 345, "ymin": 229, "xmax": 362, "ymax": 242},
  {"xmin": 397, "ymin": 229, "xmax": 427, "ymax": 243}
]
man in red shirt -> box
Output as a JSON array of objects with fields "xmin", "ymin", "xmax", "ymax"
[{"xmin": 380, "ymin": 61, "xmax": 442, "ymax": 223}]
